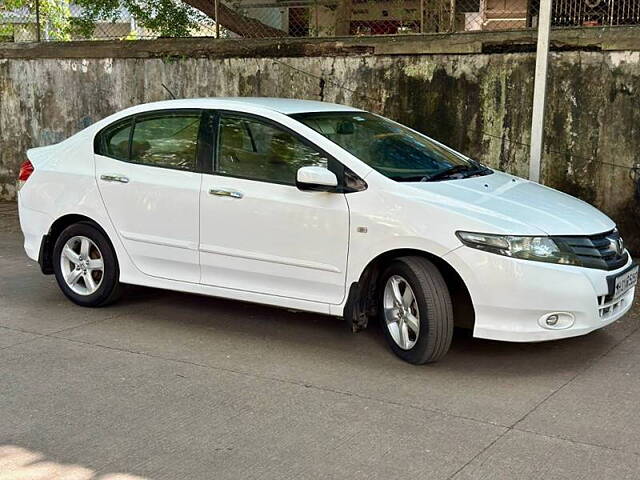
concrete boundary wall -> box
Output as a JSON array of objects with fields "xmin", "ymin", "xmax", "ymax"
[{"xmin": 1, "ymin": 28, "xmax": 640, "ymax": 248}]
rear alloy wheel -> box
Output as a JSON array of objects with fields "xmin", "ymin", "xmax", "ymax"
[
  {"xmin": 53, "ymin": 222, "xmax": 121, "ymax": 307},
  {"xmin": 59, "ymin": 236, "xmax": 104, "ymax": 296},
  {"xmin": 379, "ymin": 256, "xmax": 453, "ymax": 364}
]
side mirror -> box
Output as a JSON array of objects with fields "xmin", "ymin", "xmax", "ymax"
[{"xmin": 296, "ymin": 166, "xmax": 338, "ymax": 192}]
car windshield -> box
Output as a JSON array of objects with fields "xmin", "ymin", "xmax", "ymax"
[{"xmin": 291, "ymin": 111, "xmax": 490, "ymax": 182}]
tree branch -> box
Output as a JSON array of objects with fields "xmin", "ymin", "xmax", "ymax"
[{"xmin": 185, "ymin": 0, "xmax": 288, "ymax": 38}]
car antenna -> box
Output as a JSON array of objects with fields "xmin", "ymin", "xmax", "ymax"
[{"xmin": 161, "ymin": 83, "xmax": 177, "ymax": 100}]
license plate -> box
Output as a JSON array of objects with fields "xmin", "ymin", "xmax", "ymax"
[{"xmin": 614, "ymin": 265, "xmax": 639, "ymax": 299}]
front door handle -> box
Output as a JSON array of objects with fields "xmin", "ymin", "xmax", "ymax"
[
  {"xmin": 209, "ymin": 188, "xmax": 243, "ymax": 199},
  {"xmin": 100, "ymin": 174, "xmax": 130, "ymax": 184}
]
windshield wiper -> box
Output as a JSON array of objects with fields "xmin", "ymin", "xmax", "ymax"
[
  {"xmin": 423, "ymin": 165, "xmax": 472, "ymax": 182},
  {"xmin": 388, "ymin": 175, "xmax": 428, "ymax": 182},
  {"xmin": 424, "ymin": 164, "xmax": 492, "ymax": 182},
  {"xmin": 388, "ymin": 164, "xmax": 492, "ymax": 183}
]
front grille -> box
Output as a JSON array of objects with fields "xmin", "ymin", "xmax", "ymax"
[
  {"xmin": 555, "ymin": 230, "xmax": 628, "ymax": 271},
  {"xmin": 598, "ymin": 292, "xmax": 632, "ymax": 320}
]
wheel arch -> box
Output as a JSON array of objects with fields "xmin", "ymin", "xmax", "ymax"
[
  {"xmin": 39, "ymin": 214, "xmax": 114, "ymax": 275},
  {"xmin": 343, "ymin": 248, "xmax": 475, "ymax": 332}
]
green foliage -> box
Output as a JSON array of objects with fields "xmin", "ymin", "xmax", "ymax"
[
  {"xmin": 70, "ymin": 0, "xmax": 213, "ymax": 38},
  {"xmin": 1, "ymin": 0, "xmax": 214, "ymax": 40},
  {"xmin": 39, "ymin": 0, "xmax": 71, "ymax": 39},
  {"xmin": 0, "ymin": 0, "xmax": 33, "ymax": 11},
  {"xmin": 0, "ymin": 0, "xmax": 71, "ymax": 40},
  {"xmin": 123, "ymin": 29, "xmax": 138, "ymax": 40}
]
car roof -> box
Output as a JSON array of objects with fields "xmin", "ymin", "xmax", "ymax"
[{"xmin": 136, "ymin": 97, "xmax": 363, "ymax": 115}]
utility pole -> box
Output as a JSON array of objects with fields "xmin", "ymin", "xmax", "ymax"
[{"xmin": 528, "ymin": 0, "xmax": 552, "ymax": 183}]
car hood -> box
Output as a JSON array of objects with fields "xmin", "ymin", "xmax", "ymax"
[{"xmin": 403, "ymin": 171, "xmax": 615, "ymax": 236}]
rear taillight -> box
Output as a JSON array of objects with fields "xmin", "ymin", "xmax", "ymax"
[{"xmin": 18, "ymin": 160, "xmax": 34, "ymax": 190}]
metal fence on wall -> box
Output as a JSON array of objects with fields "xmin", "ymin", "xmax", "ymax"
[{"xmin": 1, "ymin": 0, "xmax": 639, "ymax": 42}]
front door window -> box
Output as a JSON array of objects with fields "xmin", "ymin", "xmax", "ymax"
[{"xmin": 216, "ymin": 115, "xmax": 329, "ymax": 184}]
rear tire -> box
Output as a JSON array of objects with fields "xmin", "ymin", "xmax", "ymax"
[
  {"xmin": 52, "ymin": 222, "xmax": 122, "ymax": 307},
  {"xmin": 378, "ymin": 256, "xmax": 453, "ymax": 364}
]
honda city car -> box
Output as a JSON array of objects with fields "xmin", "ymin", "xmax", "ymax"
[{"xmin": 18, "ymin": 98, "xmax": 637, "ymax": 363}]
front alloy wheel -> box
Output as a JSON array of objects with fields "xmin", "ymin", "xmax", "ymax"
[
  {"xmin": 378, "ymin": 256, "xmax": 454, "ymax": 364},
  {"xmin": 383, "ymin": 275, "xmax": 420, "ymax": 350}
]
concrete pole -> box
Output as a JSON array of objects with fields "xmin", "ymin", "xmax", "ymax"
[{"xmin": 528, "ymin": 0, "xmax": 552, "ymax": 183}]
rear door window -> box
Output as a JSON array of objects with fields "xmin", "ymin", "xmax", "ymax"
[
  {"xmin": 130, "ymin": 112, "xmax": 201, "ymax": 171},
  {"xmin": 97, "ymin": 119, "xmax": 132, "ymax": 161}
]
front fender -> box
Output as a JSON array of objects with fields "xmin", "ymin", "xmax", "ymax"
[{"xmin": 346, "ymin": 234, "xmax": 458, "ymax": 289}]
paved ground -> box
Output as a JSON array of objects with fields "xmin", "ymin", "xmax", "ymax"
[{"xmin": 2, "ymin": 201, "xmax": 640, "ymax": 479}]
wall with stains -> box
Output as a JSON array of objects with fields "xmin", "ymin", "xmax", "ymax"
[{"xmin": 1, "ymin": 48, "xmax": 639, "ymax": 247}]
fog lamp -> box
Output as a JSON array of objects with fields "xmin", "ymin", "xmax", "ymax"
[
  {"xmin": 546, "ymin": 314, "xmax": 559, "ymax": 326},
  {"xmin": 538, "ymin": 312, "xmax": 575, "ymax": 330}
]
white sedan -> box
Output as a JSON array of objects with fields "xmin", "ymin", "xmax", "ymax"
[{"xmin": 18, "ymin": 98, "xmax": 637, "ymax": 363}]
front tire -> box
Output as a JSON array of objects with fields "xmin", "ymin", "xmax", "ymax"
[
  {"xmin": 378, "ymin": 256, "xmax": 453, "ymax": 364},
  {"xmin": 52, "ymin": 222, "xmax": 122, "ymax": 307}
]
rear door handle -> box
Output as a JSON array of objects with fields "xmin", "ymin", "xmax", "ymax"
[
  {"xmin": 100, "ymin": 174, "xmax": 129, "ymax": 184},
  {"xmin": 209, "ymin": 188, "xmax": 243, "ymax": 199}
]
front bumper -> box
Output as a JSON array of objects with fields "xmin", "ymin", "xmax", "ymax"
[{"xmin": 444, "ymin": 245, "xmax": 636, "ymax": 342}]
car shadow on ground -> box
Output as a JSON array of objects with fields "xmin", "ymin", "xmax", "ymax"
[{"xmin": 113, "ymin": 283, "xmax": 635, "ymax": 376}]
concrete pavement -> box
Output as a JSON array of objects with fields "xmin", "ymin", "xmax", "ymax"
[{"xmin": 1, "ymin": 201, "xmax": 640, "ymax": 479}]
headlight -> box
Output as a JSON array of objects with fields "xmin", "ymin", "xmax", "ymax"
[{"xmin": 455, "ymin": 231, "xmax": 582, "ymax": 266}]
